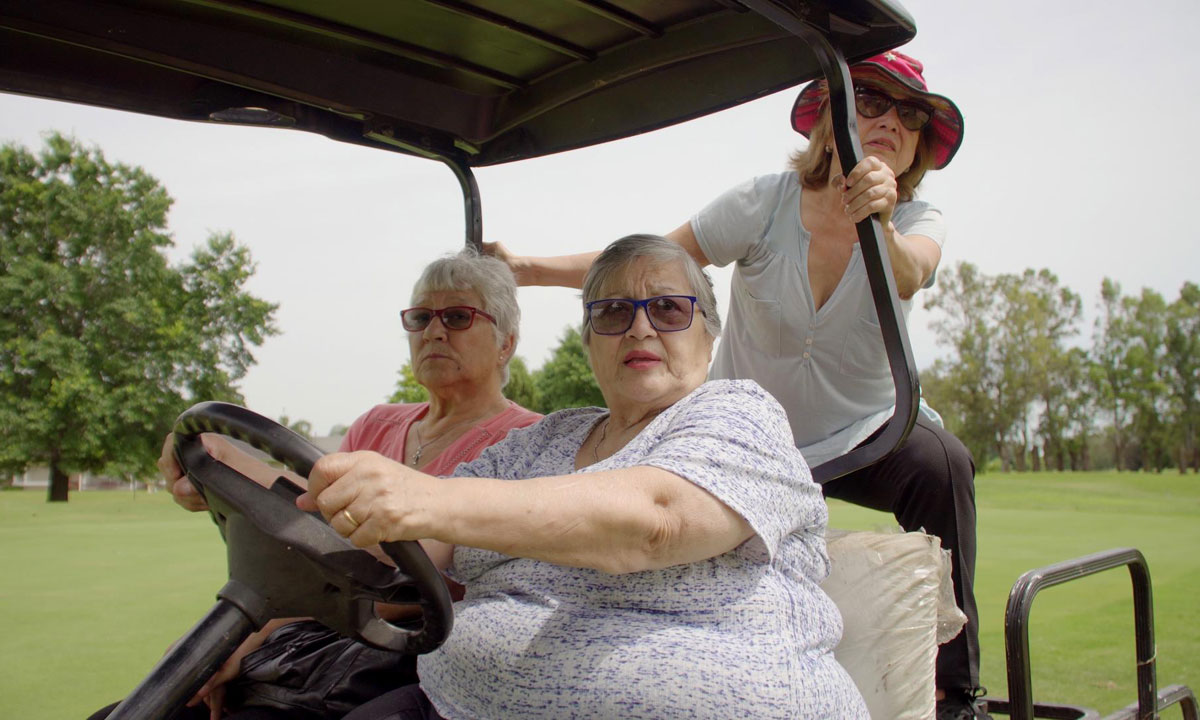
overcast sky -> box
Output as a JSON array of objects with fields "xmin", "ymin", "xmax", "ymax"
[{"xmin": 3, "ymin": 0, "xmax": 1198, "ymax": 435}]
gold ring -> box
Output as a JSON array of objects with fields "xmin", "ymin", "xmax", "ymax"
[{"xmin": 341, "ymin": 508, "xmax": 360, "ymax": 529}]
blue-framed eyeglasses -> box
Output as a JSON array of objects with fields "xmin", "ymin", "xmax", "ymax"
[{"xmin": 585, "ymin": 295, "xmax": 699, "ymax": 335}]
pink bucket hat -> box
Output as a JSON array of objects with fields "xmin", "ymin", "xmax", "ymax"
[{"xmin": 790, "ymin": 51, "xmax": 964, "ymax": 169}]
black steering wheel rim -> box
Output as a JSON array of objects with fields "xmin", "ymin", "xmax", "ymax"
[{"xmin": 173, "ymin": 401, "xmax": 453, "ymax": 654}]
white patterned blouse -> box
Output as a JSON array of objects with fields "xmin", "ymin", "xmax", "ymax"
[{"xmin": 417, "ymin": 379, "xmax": 868, "ymax": 719}]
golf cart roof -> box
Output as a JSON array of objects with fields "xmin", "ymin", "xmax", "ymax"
[{"xmin": 0, "ymin": 0, "xmax": 914, "ymax": 167}]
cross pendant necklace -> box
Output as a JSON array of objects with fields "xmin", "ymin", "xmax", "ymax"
[{"xmin": 409, "ymin": 415, "xmax": 478, "ymax": 467}]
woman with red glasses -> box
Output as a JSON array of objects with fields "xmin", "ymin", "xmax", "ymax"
[
  {"xmin": 89, "ymin": 250, "xmax": 541, "ymax": 720},
  {"xmin": 488, "ymin": 52, "xmax": 984, "ymax": 719}
]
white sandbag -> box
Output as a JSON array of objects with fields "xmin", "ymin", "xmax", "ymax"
[{"xmin": 822, "ymin": 529, "xmax": 968, "ymax": 720}]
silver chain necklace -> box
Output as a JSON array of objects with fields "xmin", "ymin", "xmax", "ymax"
[{"xmin": 410, "ymin": 416, "xmax": 479, "ymax": 467}]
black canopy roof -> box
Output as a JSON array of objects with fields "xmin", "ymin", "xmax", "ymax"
[{"xmin": 0, "ymin": 0, "xmax": 914, "ymax": 166}]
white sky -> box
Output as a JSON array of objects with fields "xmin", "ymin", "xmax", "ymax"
[{"xmin": 2, "ymin": 0, "xmax": 1198, "ymax": 435}]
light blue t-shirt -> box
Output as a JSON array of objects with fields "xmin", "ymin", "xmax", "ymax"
[
  {"xmin": 691, "ymin": 172, "xmax": 946, "ymax": 468},
  {"xmin": 418, "ymin": 380, "xmax": 868, "ymax": 719}
]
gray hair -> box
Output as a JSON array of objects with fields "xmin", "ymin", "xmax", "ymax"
[
  {"xmin": 580, "ymin": 233, "xmax": 721, "ymax": 345},
  {"xmin": 411, "ymin": 248, "xmax": 520, "ymax": 385}
]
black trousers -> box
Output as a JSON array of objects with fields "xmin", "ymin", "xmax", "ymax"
[
  {"xmin": 341, "ymin": 685, "xmax": 445, "ymax": 720},
  {"xmin": 821, "ymin": 414, "xmax": 980, "ymax": 691}
]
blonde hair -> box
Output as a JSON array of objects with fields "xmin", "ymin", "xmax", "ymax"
[{"xmin": 787, "ymin": 106, "xmax": 936, "ymax": 203}]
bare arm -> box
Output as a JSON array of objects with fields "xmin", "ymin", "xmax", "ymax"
[
  {"xmin": 484, "ymin": 224, "xmax": 712, "ymax": 289},
  {"xmin": 883, "ymin": 230, "xmax": 941, "ymax": 299},
  {"xmin": 483, "ymin": 241, "xmax": 598, "ymax": 289},
  {"xmin": 298, "ymin": 452, "xmax": 753, "ymax": 575}
]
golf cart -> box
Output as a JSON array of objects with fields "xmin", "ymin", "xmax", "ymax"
[{"xmin": 1, "ymin": 1, "xmax": 1195, "ymax": 718}]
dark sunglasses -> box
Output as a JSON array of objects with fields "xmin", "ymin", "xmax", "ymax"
[
  {"xmin": 854, "ymin": 86, "xmax": 934, "ymax": 131},
  {"xmin": 586, "ymin": 295, "xmax": 698, "ymax": 336},
  {"xmin": 400, "ymin": 305, "xmax": 496, "ymax": 332}
]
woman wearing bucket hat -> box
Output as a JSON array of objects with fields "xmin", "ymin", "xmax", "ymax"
[{"xmin": 488, "ymin": 50, "xmax": 985, "ymax": 720}]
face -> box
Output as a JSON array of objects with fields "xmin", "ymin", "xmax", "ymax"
[
  {"xmin": 848, "ymin": 75, "xmax": 923, "ymax": 176},
  {"xmin": 406, "ymin": 289, "xmax": 512, "ymax": 393},
  {"xmin": 586, "ymin": 258, "xmax": 714, "ymax": 417}
]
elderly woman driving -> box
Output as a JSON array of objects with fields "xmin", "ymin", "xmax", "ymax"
[{"xmin": 301, "ymin": 234, "xmax": 867, "ymax": 719}]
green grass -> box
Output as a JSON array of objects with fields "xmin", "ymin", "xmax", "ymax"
[
  {"xmin": 0, "ymin": 490, "xmax": 226, "ymax": 719},
  {"xmin": 2, "ymin": 472, "xmax": 1197, "ymax": 719},
  {"xmin": 828, "ymin": 470, "xmax": 1200, "ymax": 717}
]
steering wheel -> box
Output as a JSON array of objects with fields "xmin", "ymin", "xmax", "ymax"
[
  {"xmin": 106, "ymin": 401, "xmax": 452, "ymax": 720},
  {"xmin": 173, "ymin": 400, "xmax": 453, "ymax": 650}
]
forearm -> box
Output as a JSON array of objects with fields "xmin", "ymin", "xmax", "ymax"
[
  {"xmin": 511, "ymin": 251, "xmax": 599, "ymax": 288},
  {"xmin": 425, "ymin": 468, "xmax": 751, "ymax": 574},
  {"xmin": 204, "ymin": 434, "xmax": 306, "ymax": 489},
  {"xmin": 882, "ymin": 227, "xmax": 939, "ymax": 299}
]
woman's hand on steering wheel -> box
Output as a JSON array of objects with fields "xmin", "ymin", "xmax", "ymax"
[
  {"xmin": 159, "ymin": 433, "xmax": 210, "ymax": 512},
  {"xmin": 297, "ymin": 451, "xmax": 437, "ymax": 548},
  {"xmin": 160, "ymin": 431, "xmax": 297, "ymax": 513}
]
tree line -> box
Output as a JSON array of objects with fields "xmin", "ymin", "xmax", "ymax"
[
  {"xmin": 922, "ymin": 262, "xmax": 1199, "ymax": 474},
  {"xmin": 392, "ymin": 327, "xmax": 603, "ymax": 414}
]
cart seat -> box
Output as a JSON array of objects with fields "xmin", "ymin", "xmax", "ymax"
[{"xmin": 823, "ymin": 529, "xmax": 967, "ymax": 720}]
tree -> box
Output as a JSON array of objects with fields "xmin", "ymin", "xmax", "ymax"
[
  {"xmin": 278, "ymin": 415, "xmax": 313, "ymax": 439},
  {"xmin": 1164, "ymin": 282, "xmax": 1200, "ymax": 473},
  {"xmin": 389, "ymin": 361, "xmax": 429, "ymax": 403},
  {"xmin": 503, "ymin": 355, "xmax": 540, "ymax": 411},
  {"xmin": 1124, "ymin": 288, "xmax": 1171, "ymax": 471},
  {"xmin": 924, "ymin": 263, "xmax": 1083, "ymax": 471},
  {"xmin": 924, "ymin": 263, "xmax": 1021, "ymax": 470},
  {"xmin": 0, "ymin": 134, "xmax": 277, "ymax": 501},
  {"xmin": 1016, "ymin": 269, "xmax": 1082, "ymax": 471},
  {"xmin": 533, "ymin": 327, "xmax": 604, "ymax": 413},
  {"xmin": 1091, "ymin": 279, "xmax": 1136, "ymax": 470}
]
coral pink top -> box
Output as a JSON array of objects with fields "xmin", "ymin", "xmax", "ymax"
[{"xmin": 339, "ymin": 401, "xmax": 542, "ymax": 475}]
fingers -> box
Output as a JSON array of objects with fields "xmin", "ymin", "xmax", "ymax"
[
  {"xmin": 296, "ymin": 451, "xmax": 356, "ymax": 512},
  {"xmin": 157, "ymin": 433, "xmax": 181, "ymax": 483},
  {"xmin": 480, "ymin": 240, "xmax": 510, "ymax": 262},
  {"xmin": 161, "ymin": 434, "xmax": 209, "ymax": 512},
  {"xmin": 170, "ymin": 477, "xmax": 209, "ymax": 512},
  {"xmin": 207, "ymin": 686, "xmax": 225, "ymax": 720},
  {"xmin": 840, "ymin": 158, "xmax": 897, "ymax": 225},
  {"xmin": 298, "ymin": 452, "xmax": 428, "ymax": 548}
]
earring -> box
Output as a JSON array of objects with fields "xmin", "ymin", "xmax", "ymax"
[{"xmin": 824, "ymin": 145, "xmax": 832, "ymax": 153}]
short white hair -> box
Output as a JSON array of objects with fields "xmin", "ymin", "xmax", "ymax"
[{"xmin": 411, "ymin": 248, "xmax": 520, "ymax": 385}]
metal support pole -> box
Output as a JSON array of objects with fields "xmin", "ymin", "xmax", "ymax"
[
  {"xmin": 738, "ymin": 0, "xmax": 919, "ymax": 484},
  {"xmin": 441, "ymin": 156, "xmax": 483, "ymax": 252},
  {"xmin": 107, "ymin": 597, "xmax": 257, "ymax": 720},
  {"xmin": 1004, "ymin": 549, "xmax": 1158, "ymax": 720}
]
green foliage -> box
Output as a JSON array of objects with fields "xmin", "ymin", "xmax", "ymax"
[
  {"xmin": 389, "ymin": 361, "xmax": 429, "ymax": 403},
  {"xmin": 1165, "ymin": 282, "xmax": 1200, "ymax": 472},
  {"xmin": 827, "ymin": 470, "xmax": 1200, "ymax": 715},
  {"xmin": 531, "ymin": 326, "xmax": 604, "ymax": 413},
  {"xmin": 0, "ymin": 134, "xmax": 277, "ymax": 501},
  {"xmin": 388, "ymin": 330, "xmax": 602, "ymax": 415},
  {"xmin": 278, "ymin": 415, "xmax": 313, "ymax": 439},
  {"xmin": 502, "ymin": 355, "xmax": 540, "ymax": 410},
  {"xmin": 925, "ymin": 263, "xmax": 1198, "ymax": 472}
]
